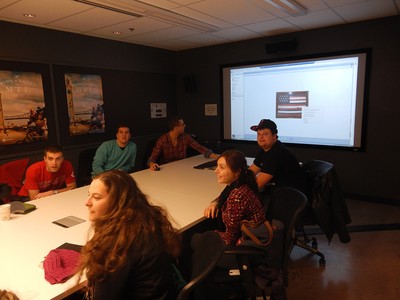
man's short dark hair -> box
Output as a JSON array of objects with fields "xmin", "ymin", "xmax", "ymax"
[
  {"xmin": 44, "ymin": 144, "xmax": 63, "ymax": 156},
  {"xmin": 116, "ymin": 124, "xmax": 130, "ymax": 133},
  {"xmin": 168, "ymin": 116, "xmax": 183, "ymax": 131}
]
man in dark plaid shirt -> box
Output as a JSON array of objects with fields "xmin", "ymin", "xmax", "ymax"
[{"xmin": 148, "ymin": 116, "xmax": 219, "ymax": 170}]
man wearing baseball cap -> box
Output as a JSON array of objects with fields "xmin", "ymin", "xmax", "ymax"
[{"xmin": 248, "ymin": 119, "xmax": 307, "ymax": 199}]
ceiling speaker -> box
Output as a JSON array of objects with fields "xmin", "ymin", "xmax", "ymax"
[{"xmin": 265, "ymin": 38, "xmax": 297, "ymax": 54}]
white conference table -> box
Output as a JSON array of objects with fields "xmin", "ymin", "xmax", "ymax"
[
  {"xmin": 131, "ymin": 155, "xmax": 225, "ymax": 231},
  {"xmin": 0, "ymin": 155, "xmax": 233, "ymax": 300},
  {"xmin": 0, "ymin": 186, "xmax": 90, "ymax": 300}
]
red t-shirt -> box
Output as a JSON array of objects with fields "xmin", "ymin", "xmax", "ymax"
[{"xmin": 18, "ymin": 160, "xmax": 75, "ymax": 197}]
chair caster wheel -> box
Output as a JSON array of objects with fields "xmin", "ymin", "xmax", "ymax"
[
  {"xmin": 311, "ymin": 238, "xmax": 318, "ymax": 250},
  {"xmin": 319, "ymin": 258, "xmax": 326, "ymax": 266}
]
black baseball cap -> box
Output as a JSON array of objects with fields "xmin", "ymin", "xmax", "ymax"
[{"xmin": 250, "ymin": 119, "xmax": 278, "ymax": 134}]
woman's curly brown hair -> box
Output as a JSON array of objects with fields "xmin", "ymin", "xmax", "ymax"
[{"xmin": 76, "ymin": 170, "xmax": 181, "ymax": 294}]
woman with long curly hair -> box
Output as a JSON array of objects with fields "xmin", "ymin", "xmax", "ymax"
[
  {"xmin": 76, "ymin": 170, "xmax": 181, "ymax": 300},
  {"xmin": 0, "ymin": 290, "xmax": 20, "ymax": 300}
]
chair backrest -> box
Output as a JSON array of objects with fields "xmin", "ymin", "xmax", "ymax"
[
  {"xmin": 300, "ymin": 160, "xmax": 334, "ymax": 224},
  {"xmin": 0, "ymin": 158, "xmax": 30, "ymax": 202},
  {"xmin": 177, "ymin": 231, "xmax": 223, "ymax": 300},
  {"xmin": 269, "ymin": 187, "xmax": 308, "ymax": 235},
  {"xmin": 268, "ymin": 187, "xmax": 308, "ymax": 284},
  {"xmin": 142, "ymin": 137, "xmax": 159, "ymax": 169},
  {"xmin": 302, "ymin": 160, "xmax": 333, "ymax": 195},
  {"xmin": 77, "ymin": 148, "xmax": 97, "ymax": 187}
]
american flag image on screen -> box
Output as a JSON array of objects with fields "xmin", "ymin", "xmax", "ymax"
[{"xmin": 276, "ymin": 91, "xmax": 308, "ymax": 119}]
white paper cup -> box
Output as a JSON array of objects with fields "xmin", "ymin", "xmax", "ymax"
[{"xmin": 0, "ymin": 203, "xmax": 11, "ymax": 221}]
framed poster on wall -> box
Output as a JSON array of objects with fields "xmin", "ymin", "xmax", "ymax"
[
  {"xmin": 64, "ymin": 73, "xmax": 105, "ymax": 136},
  {"xmin": 0, "ymin": 61, "xmax": 56, "ymax": 157},
  {"xmin": 0, "ymin": 70, "xmax": 47, "ymax": 145}
]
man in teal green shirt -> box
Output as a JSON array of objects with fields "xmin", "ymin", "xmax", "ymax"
[{"xmin": 92, "ymin": 125, "xmax": 137, "ymax": 176}]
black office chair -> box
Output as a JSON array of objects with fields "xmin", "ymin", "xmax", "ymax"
[
  {"xmin": 142, "ymin": 137, "xmax": 160, "ymax": 169},
  {"xmin": 177, "ymin": 231, "xmax": 223, "ymax": 300},
  {"xmin": 211, "ymin": 187, "xmax": 308, "ymax": 300},
  {"xmin": 76, "ymin": 148, "xmax": 97, "ymax": 187},
  {"xmin": 296, "ymin": 160, "xmax": 351, "ymax": 266}
]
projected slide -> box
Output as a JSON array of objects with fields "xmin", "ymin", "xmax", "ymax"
[{"xmin": 222, "ymin": 49, "xmax": 369, "ymax": 150}]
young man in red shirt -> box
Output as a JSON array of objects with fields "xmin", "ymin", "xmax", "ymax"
[{"xmin": 18, "ymin": 144, "xmax": 76, "ymax": 200}]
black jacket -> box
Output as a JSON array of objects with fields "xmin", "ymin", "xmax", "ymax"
[{"xmin": 304, "ymin": 160, "xmax": 351, "ymax": 244}]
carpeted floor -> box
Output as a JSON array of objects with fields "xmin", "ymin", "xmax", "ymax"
[{"xmin": 286, "ymin": 198, "xmax": 400, "ymax": 300}]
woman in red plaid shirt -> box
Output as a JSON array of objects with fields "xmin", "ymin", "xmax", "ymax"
[{"xmin": 204, "ymin": 150, "xmax": 265, "ymax": 246}]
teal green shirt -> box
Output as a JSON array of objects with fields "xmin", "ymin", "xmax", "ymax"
[{"xmin": 92, "ymin": 140, "xmax": 137, "ymax": 176}]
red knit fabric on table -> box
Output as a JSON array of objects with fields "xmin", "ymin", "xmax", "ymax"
[{"xmin": 43, "ymin": 249, "xmax": 80, "ymax": 284}]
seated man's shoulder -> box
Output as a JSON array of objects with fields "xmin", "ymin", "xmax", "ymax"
[
  {"xmin": 271, "ymin": 141, "xmax": 292, "ymax": 155},
  {"xmin": 160, "ymin": 133, "xmax": 169, "ymax": 139},
  {"xmin": 26, "ymin": 161, "xmax": 44, "ymax": 171},
  {"xmin": 96, "ymin": 139, "xmax": 116, "ymax": 151},
  {"xmin": 124, "ymin": 140, "xmax": 137, "ymax": 154},
  {"xmin": 62, "ymin": 159, "xmax": 73, "ymax": 166},
  {"xmin": 101, "ymin": 139, "xmax": 115, "ymax": 147},
  {"xmin": 24, "ymin": 161, "xmax": 45, "ymax": 181},
  {"xmin": 181, "ymin": 133, "xmax": 193, "ymax": 140},
  {"xmin": 156, "ymin": 133, "xmax": 169, "ymax": 143},
  {"xmin": 272, "ymin": 143, "xmax": 301, "ymax": 169}
]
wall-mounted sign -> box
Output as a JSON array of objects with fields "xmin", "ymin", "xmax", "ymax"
[
  {"xmin": 205, "ymin": 104, "xmax": 217, "ymax": 116},
  {"xmin": 151, "ymin": 103, "xmax": 167, "ymax": 118}
]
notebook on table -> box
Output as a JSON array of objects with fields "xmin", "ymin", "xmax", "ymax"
[
  {"xmin": 10, "ymin": 201, "xmax": 36, "ymax": 214},
  {"xmin": 52, "ymin": 216, "xmax": 86, "ymax": 228}
]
